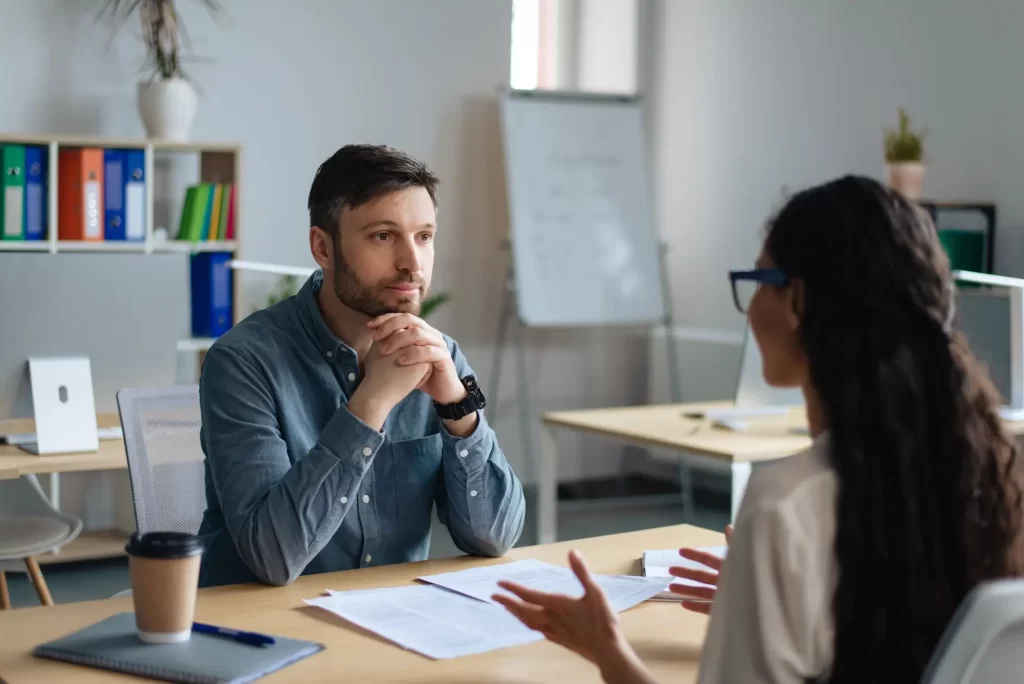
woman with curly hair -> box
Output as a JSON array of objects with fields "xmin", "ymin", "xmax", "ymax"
[{"xmin": 494, "ymin": 175, "xmax": 1024, "ymax": 683}]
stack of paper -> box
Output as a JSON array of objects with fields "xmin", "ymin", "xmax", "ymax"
[
  {"xmin": 642, "ymin": 546, "xmax": 727, "ymax": 601},
  {"xmin": 418, "ymin": 559, "xmax": 669, "ymax": 611},
  {"xmin": 305, "ymin": 559, "xmax": 670, "ymax": 660},
  {"xmin": 306, "ymin": 585, "xmax": 543, "ymax": 660}
]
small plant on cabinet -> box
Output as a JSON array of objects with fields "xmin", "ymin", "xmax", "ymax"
[{"xmin": 883, "ymin": 107, "xmax": 928, "ymax": 200}]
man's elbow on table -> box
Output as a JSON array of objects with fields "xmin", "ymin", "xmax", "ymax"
[
  {"xmin": 235, "ymin": 534, "xmax": 307, "ymax": 587},
  {"xmin": 460, "ymin": 501, "xmax": 526, "ymax": 558}
]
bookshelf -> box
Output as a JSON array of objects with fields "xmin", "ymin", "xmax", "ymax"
[{"xmin": 0, "ymin": 133, "xmax": 244, "ymax": 330}]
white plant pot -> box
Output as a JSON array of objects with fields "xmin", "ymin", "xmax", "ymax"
[
  {"xmin": 884, "ymin": 162, "xmax": 927, "ymax": 201},
  {"xmin": 137, "ymin": 78, "xmax": 197, "ymax": 142}
]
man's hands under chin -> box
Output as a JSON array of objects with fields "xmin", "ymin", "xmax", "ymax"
[
  {"xmin": 346, "ymin": 339, "xmax": 432, "ymax": 432},
  {"xmin": 368, "ymin": 313, "xmax": 479, "ymax": 437}
]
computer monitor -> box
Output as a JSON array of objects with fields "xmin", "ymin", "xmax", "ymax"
[
  {"xmin": 957, "ymin": 288, "xmax": 1013, "ymax": 403},
  {"xmin": 953, "ymin": 270, "xmax": 1024, "ymax": 420},
  {"xmin": 728, "ymin": 272, "xmax": 1024, "ymax": 420},
  {"xmin": 733, "ymin": 323, "xmax": 804, "ymax": 409}
]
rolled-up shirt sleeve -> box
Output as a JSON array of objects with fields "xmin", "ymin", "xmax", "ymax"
[
  {"xmin": 200, "ymin": 344, "xmax": 383, "ymax": 586},
  {"xmin": 433, "ymin": 339, "xmax": 526, "ymax": 557}
]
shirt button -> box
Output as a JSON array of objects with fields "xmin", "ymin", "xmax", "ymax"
[
  {"xmin": 341, "ymin": 496, "xmax": 348, "ymax": 504},
  {"xmin": 326, "ymin": 350, "xmax": 333, "ymax": 358},
  {"xmin": 362, "ymin": 495, "xmax": 370, "ymax": 504},
  {"xmin": 348, "ymin": 372, "xmax": 356, "ymax": 382},
  {"xmin": 362, "ymin": 447, "xmax": 372, "ymax": 457},
  {"xmin": 459, "ymin": 449, "xmax": 469, "ymax": 458},
  {"xmin": 470, "ymin": 490, "xmax": 478, "ymax": 497},
  {"xmin": 365, "ymin": 554, "xmax": 372, "ymax": 563}
]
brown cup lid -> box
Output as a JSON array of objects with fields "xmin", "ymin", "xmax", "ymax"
[{"xmin": 126, "ymin": 531, "xmax": 204, "ymax": 559}]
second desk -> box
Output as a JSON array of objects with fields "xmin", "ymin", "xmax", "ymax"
[
  {"xmin": 538, "ymin": 401, "xmax": 1024, "ymax": 545},
  {"xmin": 0, "ymin": 414, "xmax": 130, "ymax": 564}
]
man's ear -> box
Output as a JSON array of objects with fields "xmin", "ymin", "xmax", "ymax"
[
  {"xmin": 309, "ymin": 226, "xmax": 334, "ymax": 271},
  {"xmin": 786, "ymin": 277, "xmax": 805, "ymax": 332}
]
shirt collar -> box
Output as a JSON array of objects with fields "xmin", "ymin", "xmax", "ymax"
[{"xmin": 295, "ymin": 270, "xmax": 356, "ymax": 361}]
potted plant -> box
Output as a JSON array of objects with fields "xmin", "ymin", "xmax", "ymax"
[
  {"xmin": 883, "ymin": 107, "xmax": 928, "ymax": 200},
  {"xmin": 99, "ymin": 0, "xmax": 223, "ymax": 141}
]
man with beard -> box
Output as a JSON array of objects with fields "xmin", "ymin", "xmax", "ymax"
[{"xmin": 195, "ymin": 145, "xmax": 525, "ymax": 587}]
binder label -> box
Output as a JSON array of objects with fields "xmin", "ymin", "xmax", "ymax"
[
  {"xmin": 4, "ymin": 186, "xmax": 22, "ymax": 237},
  {"xmin": 84, "ymin": 180, "xmax": 101, "ymax": 239},
  {"xmin": 26, "ymin": 183, "xmax": 43, "ymax": 238},
  {"xmin": 126, "ymin": 183, "xmax": 145, "ymax": 240}
]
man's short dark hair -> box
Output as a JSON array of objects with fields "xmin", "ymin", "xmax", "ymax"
[{"xmin": 307, "ymin": 144, "xmax": 439, "ymax": 237}]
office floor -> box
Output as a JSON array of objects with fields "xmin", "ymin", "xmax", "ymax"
[{"xmin": 4, "ymin": 485, "xmax": 730, "ymax": 609}]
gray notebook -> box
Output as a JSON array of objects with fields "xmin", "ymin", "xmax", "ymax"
[{"xmin": 32, "ymin": 612, "xmax": 324, "ymax": 684}]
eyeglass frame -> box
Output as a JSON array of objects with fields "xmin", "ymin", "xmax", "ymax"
[{"xmin": 728, "ymin": 268, "xmax": 790, "ymax": 313}]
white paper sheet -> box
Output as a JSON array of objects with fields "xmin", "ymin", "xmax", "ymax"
[
  {"xmin": 642, "ymin": 545, "xmax": 727, "ymax": 600},
  {"xmin": 417, "ymin": 559, "xmax": 669, "ymax": 611},
  {"xmin": 306, "ymin": 584, "xmax": 543, "ymax": 660}
]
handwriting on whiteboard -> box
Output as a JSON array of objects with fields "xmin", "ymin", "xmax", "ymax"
[{"xmin": 523, "ymin": 150, "xmax": 640, "ymax": 300}]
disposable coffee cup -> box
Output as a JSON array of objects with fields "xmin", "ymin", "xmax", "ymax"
[{"xmin": 125, "ymin": 531, "xmax": 204, "ymax": 644}]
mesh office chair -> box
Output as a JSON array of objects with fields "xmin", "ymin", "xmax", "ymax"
[
  {"xmin": 116, "ymin": 386, "xmax": 207, "ymax": 535},
  {"xmin": 0, "ymin": 476, "xmax": 83, "ymax": 608},
  {"xmin": 922, "ymin": 578, "xmax": 1024, "ymax": 683}
]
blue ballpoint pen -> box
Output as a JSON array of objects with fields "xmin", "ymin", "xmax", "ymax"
[{"xmin": 192, "ymin": 622, "xmax": 276, "ymax": 646}]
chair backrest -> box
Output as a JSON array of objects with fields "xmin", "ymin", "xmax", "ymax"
[
  {"xmin": 922, "ymin": 578, "xmax": 1024, "ymax": 684},
  {"xmin": 116, "ymin": 385, "xmax": 206, "ymax": 535}
]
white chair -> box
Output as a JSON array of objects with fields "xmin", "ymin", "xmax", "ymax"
[
  {"xmin": 116, "ymin": 386, "xmax": 207, "ymax": 535},
  {"xmin": 922, "ymin": 578, "xmax": 1024, "ymax": 683},
  {"xmin": 0, "ymin": 476, "xmax": 83, "ymax": 608}
]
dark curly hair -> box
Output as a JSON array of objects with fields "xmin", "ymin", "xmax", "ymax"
[{"xmin": 763, "ymin": 175, "xmax": 1024, "ymax": 683}]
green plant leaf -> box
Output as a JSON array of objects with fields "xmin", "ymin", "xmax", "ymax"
[
  {"xmin": 265, "ymin": 274, "xmax": 299, "ymax": 309},
  {"xmin": 883, "ymin": 107, "xmax": 928, "ymax": 163},
  {"xmin": 96, "ymin": 0, "xmax": 224, "ymax": 81},
  {"xmin": 420, "ymin": 292, "xmax": 451, "ymax": 320}
]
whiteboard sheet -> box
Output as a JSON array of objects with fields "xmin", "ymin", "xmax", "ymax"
[{"xmin": 501, "ymin": 92, "xmax": 667, "ymax": 327}]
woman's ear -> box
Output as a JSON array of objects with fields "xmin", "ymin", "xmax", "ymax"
[{"xmin": 786, "ymin": 278, "xmax": 805, "ymax": 332}]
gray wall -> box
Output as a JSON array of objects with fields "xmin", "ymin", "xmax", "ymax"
[
  {"xmin": 646, "ymin": 0, "xmax": 1024, "ymax": 334},
  {"xmin": 0, "ymin": 254, "xmax": 189, "ymax": 418}
]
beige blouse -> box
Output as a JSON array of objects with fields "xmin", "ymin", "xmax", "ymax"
[{"xmin": 697, "ymin": 432, "xmax": 837, "ymax": 683}]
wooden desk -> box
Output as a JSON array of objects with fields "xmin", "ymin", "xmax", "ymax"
[
  {"xmin": 538, "ymin": 401, "xmax": 1024, "ymax": 544},
  {"xmin": 0, "ymin": 525, "xmax": 722, "ymax": 684},
  {"xmin": 0, "ymin": 414, "xmax": 130, "ymax": 564},
  {"xmin": 0, "ymin": 414, "xmax": 127, "ymax": 479}
]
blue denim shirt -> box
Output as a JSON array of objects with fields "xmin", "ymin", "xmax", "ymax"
[{"xmin": 196, "ymin": 271, "xmax": 525, "ymax": 587}]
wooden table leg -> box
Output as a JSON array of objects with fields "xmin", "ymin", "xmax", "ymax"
[
  {"xmin": 24, "ymin": 557, "xmax": 54, "ymax": 607},
  {"xmin": 537, "ymin": 426, "xmax": 558, "ymax": 545},
  {"xmin": 0, "ymin": 570, "xmax": 10, "ymax": 610}
]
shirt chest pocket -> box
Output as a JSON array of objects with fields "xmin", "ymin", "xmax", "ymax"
[{"xmin": 389, "ymin": 433, "xmax": 443, "ymax": 524}]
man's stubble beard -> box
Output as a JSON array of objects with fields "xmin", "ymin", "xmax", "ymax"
[{"xmin": 332, "ymin": 246, "xmax": 426, "ymax": 318}]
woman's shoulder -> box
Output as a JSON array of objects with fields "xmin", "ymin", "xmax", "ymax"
[{"xmin": 740, "ymin": 433, "xmax": 836, "ymax": 520}]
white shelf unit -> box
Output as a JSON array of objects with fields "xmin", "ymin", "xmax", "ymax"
[
  {"xmin": 176, "ymin": 337, "xmax": 217, "ymax": 353},
  {"xmin": 0, "ymin": 133, "xmax": 244, "ymax": 326}
]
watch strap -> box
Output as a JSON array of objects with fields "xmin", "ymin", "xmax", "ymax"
[{"xmin": 434, "ymin": 375, "xmax": 486, "ymax": 420}]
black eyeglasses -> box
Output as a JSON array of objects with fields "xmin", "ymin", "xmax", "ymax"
[{"xmin": 729, "ymin": 268, "xmax": 790, "ymax": 314}]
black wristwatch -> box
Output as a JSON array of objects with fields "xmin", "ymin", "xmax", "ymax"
[{"xmin": 434, "ymin": 375, "xmax": 487, "ymax": 420}]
